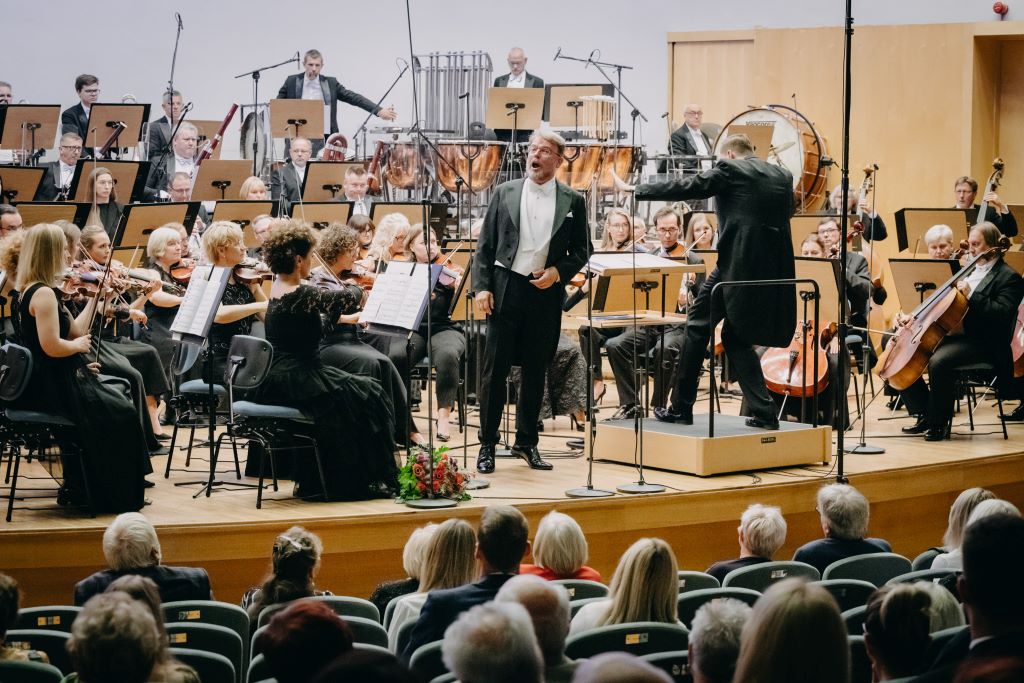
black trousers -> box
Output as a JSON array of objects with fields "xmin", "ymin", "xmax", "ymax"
[
  {"xmin": 670, "ymin": 268, "xmax": 776, "ymax": 420},
  {"xmin": 900, "ymin": 336, "xmax": 985, "ymax": 428},
  {"xmin": 478, "ymin": 273, "xmax": 560, "ymax": 447},
  {"xmin": 606, "ymin": 325, "xmax": 686, "ymax": 408}
]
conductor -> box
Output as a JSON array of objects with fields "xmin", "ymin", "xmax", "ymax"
[
  {"xmin": 618, "ymin": 133, "xmax": 796, "ymax": 429},
  {"xmin": 474, "ymin": 131, "xmax": 589, "ymax": 473}
]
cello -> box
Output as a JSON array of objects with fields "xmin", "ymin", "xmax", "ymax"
[{"xmin": 1012, "ymin": 299, "xmax": 1024, "ymax": 378}]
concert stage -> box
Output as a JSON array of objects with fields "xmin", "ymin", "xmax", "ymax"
[{"xmin": 2, "ymin": 392, "xmax": 1023, "ymax": 608}]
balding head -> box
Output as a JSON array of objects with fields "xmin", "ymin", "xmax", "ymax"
[
  {"xmin": 496, "ymin": 574, "xmax": 570, "ymax": 664},
  {"xmin": 572, "ymin": 652, "xmax": 673, "ymax": 683},
  {"xmin": 507, "ymin": 47, "xmax": 527, "ymax": 77}
]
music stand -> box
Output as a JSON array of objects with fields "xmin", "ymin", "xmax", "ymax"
[
  {"xmin": 0, "ymin": 105, "xmax": 61, "ymax": 157},
  {"xmin": 69, "ymin": 159, "xmax": 149, "ymax": 203},
  {"xmin": 11, "ymin": 202, "xmax": 90, "ymax": 227},
  {"xmin": 190, "ymin": 120, "xmax": 226, "ymax": 160},
  {"xmin": 302, "ymin": 160, "xmax": 364, "ymax": 201},
  {"xmin": 546, "ymin": 85, "xmax": 606, "ymax": 130},
  {"xmin": 85, "ymin": 103, "xmax": 151, "ymax": 147},
  {"xmin": 894, "ymin": 208, "xmax": 976, "ymax": 253},
  {"xmin": 447, "ymin": 251, "xmax": 475, "ymax": 322},
  {"xmin": 212, "ymin": 200, "xmax": 278, "ymax": 246},
  {"xmin": 888, "ymin": 259, "xmax": 958, "ymax": 312},
  {"xmin": 485, "ymin": 87, "xmax": 544, "ymax": 132},
  {"xmin": 269, "ymin": 99, "xmax": 323, "ymax": 141},
  {"xmin": 587, "ymin": 253, "xmax": 692, "ymax": 314},
  {"xmin": 289, "ymin": 201, "xmax": 351, "ymax": 229},
  {"xmin": 0, "ymin": 167, "xmax": 45, "ymax": 203},
  {"xmin": 692, "ymin": 249, "xmax": 719, "ymax": 274},
  {"xmin": 1003, "ymin": 251, "xmax": 1024, "ymax": 275},
  {"xmin": 114, "ymin": 202, "xmax": 200, "ymax": 267},
  {"xmin": 792, "ymin": 257, "xmax": 842, "ymax": 326},
  {"xmin": 725, "ymin": 123, "xmax": 774, "ymax": 161},
  {"xmin": 191, "ymin": 160, "xmax": 253, "ymax": 201},
  {"xmin": 1009, "ymin": 204, "xmax": 1024, "ymax": 241},
  {"xmin": 790, "ymin": 214, "xmax": 835, "ymax": 255}
]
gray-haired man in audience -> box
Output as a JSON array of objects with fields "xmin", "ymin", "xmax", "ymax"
[
  {"xmin": 689, "ymin": 598, "xmax": 752, "ymax": 683},
  {"xmin": 442, "ymin": 601, "xmax": 543, "ymax": 683},
  {"xmin": 706, "ymin": 503, "xmax": 788, "ymax": 583},
  {"xmin": 792, "ymin": 483, "xmax": 891, "ymax": 575},
  {"xmin": 497, "ymin": 574, "xmax": 577, "ymax": 683}
]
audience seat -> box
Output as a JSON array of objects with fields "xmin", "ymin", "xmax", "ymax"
[
  {"xmin": 912, "ymin": 548, "xmax": 945, "ymax": 571},
  {"xmin": 15, "ymin": 605, "xmax": 81, "ymax": 633},
  {"xmin": 848, "ymin": 635, "xmax": 872, "ymax": 683},
  {"xmin": 338, "ymin": 615, "xmax": 389, "ymax": 648},
  {"xmin": 383, "ymin": 595, "xmax": 401, "ymax": 629},
  {"xmin": 842, "ymin": 605, "xmax": 867, "ymax": 635},
  {"xmin": 641, "ymin": 650, "xmax": 693, "ymax": 683},
  {"xmin": 256, "ymin": 595, "xmax": 380, "ymax": 629},
  {"xmin": 247, "ymin": 653, "xmax": 270, "ymax": 683},
  {"xmin": 822, "ymin": 552, "xmax": 913, "ymax": 587},
  {"xmin": 570, "ymin": 597, "xmax": 606, "ymax": 619},
  {"xmin": 885, "ymin": 568, "xmax": 955, "ymax": 586},
  {"xmin": 3, "ymin": 630, "xmax": 72, "ymax": 675},
  {"xmin": 565, "ymin": 622, "xmax": 689, "ymax": 660},
  {"xmin": 409, "ymin": 640, "xmax": 449, "ymax": 681},
  {"xmin": 923, "ymin": 625, "xmax": 969, "ymax": 669},
  {"xmin": 163, "ymin": 600, "xmax": 251, "ymax": 663},
  {"xmin": 0, "ymin": 660, "xmax": 64, "ymax": 683},
  {"xmin": 676, "ymin": 588, "xmax": 760, "ymax": 628},
  {"xmin": 394, "ymin": 618, "xmax": 416, "ymax": 655},
  {"xmin": 552, "ymin": 579, "xmax": 609, "ymax": 600},
  {"xmin": 166, "ymin": 622, "xmax": 245, "ymax": 683},
  {"xmin": 721, "ymin": 561, "xmax": 820, "ymax": 591},
  {"xmin": 677, "ymin": 571, "xmax": 720, "ymax": 594},
  {"xmin": 430, "ymin": 674, "xmax": 457, "ymax": 683},
  {"xmin": 813, "ymin": 579, "xmax": 877, "ymax": 612},
  {"xmin": 170, "ymin": 647, "xmax": 236, "ymax": 683}
]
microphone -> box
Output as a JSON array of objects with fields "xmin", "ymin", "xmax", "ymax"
[
  {"xmin": 505, "ymin": 103, "xmax": 525, "ymax": 111},
  {"xmin": 554, "ymin": 47, "xmax": 562, "ymax": 61},
  {"xmin": 294, "ymin": 51, "xmax": 301, "ymax": 65},
  {"xmin": 458, "ymin": 92, "xmax": 470, "ymax": 100},
  {"xmin": 661, "ymin": 112, "xmax": 669, "ymax": 119},
  {"xmin": 176, "ymin": 12, "xmax": 183, "ymax": 29}
]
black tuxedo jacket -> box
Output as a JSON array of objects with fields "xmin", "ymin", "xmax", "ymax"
[
  {"xmin": 669, "ymin": 125, "xmax": 713, "ymax": 171},
  {"xmin": 277, "ymin": 74, "xmax": 380, "ymax": 135},
  {"xmin": 61, "ymin": 103, "xmax": 89, "ymax": 139},
  {"xmin": 912, "ymin": 630, "xmax": 1024, "ymax": 683},
  {"xmin": 34, "ymin": 161, "xmax": 62, "ymax": 201},
  {"xmin": 148, "ymin": 115, "xmax": 172, "ymax": 157},
  {"xmin": 474, "ymin": 178, "xmax": 589, "ymax": 318},
  {"xmin": 972, "ymin": 203, "xmax": 1019, "ymax": 238},
  {"xmin": 144, "ymin": 154, "xmax": 176, "ymax": 201},
  {"xmin": 963, "ymin": 259, "xmax": 1024, "ymax": 387},
  {"xmin": 493, "ymin": 71, "xmax": 544, "ymax": 89},
  {"xmin": 637, "ymin": 156, "xmax": 797, "ymax": 347},
  {"xmin": 400, "ymin": 573, "xmax": 516, "ymax": 662},
  {"xmin": 74, "ymin": 564, "xmax": 212, "ymax": 606},
  {"xmin": 270, "ymin": 161, "xmax": 304, "ymax": 213}
]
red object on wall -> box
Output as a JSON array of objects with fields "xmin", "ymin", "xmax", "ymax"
[{"xmin": 993, "ymin": 2, "xmax": 1009, "ymax": 18}]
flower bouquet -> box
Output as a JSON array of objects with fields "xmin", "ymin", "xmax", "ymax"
[{"xmin": 397, "ymin": 446, "xmax": 471, "ymax": 502}]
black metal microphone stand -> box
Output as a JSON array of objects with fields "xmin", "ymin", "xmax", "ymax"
[
  {"xmin": 234, "ymin": 54, "xmax": 299, "ymax": 177},
  {"xmin": 350, "ymin": 60, "xmax": 409, "ymax": 159}
]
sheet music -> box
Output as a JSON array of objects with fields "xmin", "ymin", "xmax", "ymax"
[
  {"xmin": 170, "ymin": 265, "xmax": 231, "ymax": 340},
  {"xmin": 359, "ymin": 261, "xmax": 437, "ymax": 332}
]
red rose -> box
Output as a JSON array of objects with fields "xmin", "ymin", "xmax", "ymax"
[
  {"xmin": 433, "ymin": 480, "xmax": 441, "ymax": 493},
  {"xmin": 412, "ymin": 464, "xmax": 425, "ymax": 478},
  {"xmin": 417, "ymin": 482, "xmax": 427, "ymax": 492}
]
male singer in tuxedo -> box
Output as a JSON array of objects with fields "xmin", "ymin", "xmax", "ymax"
[
  {"xmin": 493, "ymin": 47, "xmax": 544, "ymax": 146},
  {"xmin": 277, "ymin": 49, "xmax": 396, "ymax": 154},
  {"xmin": 148, "ymin": 90, "xmax": 184, "ymax": 158},
  {"xmin": 473, "ymin": 130, "xmax": 589, "ymax": 473},
  {"xmin": 35, "ymin": 133, "xmax": 83, "ymax": 201},
  {"xmin": 61, "ymin": 74, "xmax": 100, "ymax": 140}
]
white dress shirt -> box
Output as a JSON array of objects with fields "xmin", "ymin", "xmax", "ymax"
[
  {"xmin": 506, "ymin": 72, "xmax": 526, "ymax": 88},
  {"xmin": 293, "ymin": 162, "xmax": 307, "ymax": 188},
  {"xmin": 511, "ymin": 177, "xmax": 557, "ymax": 276},
  {"xmin": 174, "ymin": 154, "xmax": 196, "ymax": 179},
  {"xmin": 347, "ymin": 195, "xmax": 368, "ymax": 215},
  {"xmin": 302, "ymin": 75, "xmax": 332, "ymax": 135},
  {"xmin": 963, "ymin": 259, "xmax": 994, "ymax": 298},
  {"xmin": 58, "ymin": 161, "xmax": 75, "ymax": 190},
  {"xmin": 688, "ymin": 125, "xmax": 712, "ymax": 170}
]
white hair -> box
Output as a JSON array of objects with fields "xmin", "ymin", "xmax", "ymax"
[
  {"xmin": 689, "ymin": 598, "xmax": 752, "ymax": 683},
  {"xmin": 923, "ymin": 224, "xmax": 954, "ymax": 247},
  {"xmin": 817, "ymin": 484, "xmax": 870, "ymax": 540},
  {"xmin": 529, "ymin": 129, "xmax": 566, "ymax": 157},
  {"xmin": 442, "ymin": 601, "xmax": 543, "ymax": 683},
  {"xmin": 496, "ymin": 574, "xmax": 570, "ymax": 665},
  {"xmin": 402, "ymin": 523, "xmax": 438, "ymax": 579},
  {"xmin": 917, "ymin": 582, "xmax": 965, "ymax": 632},
  {"xmin": 102, "ymin": 513, "xmax": 161, "ymax": 572},
  {"xmin": 967, "ymin": 499, "xmax": 1021, "ymax": 526},
  {"xmin": 572, "ymin": 652, "xmax": 674, "ymax": 683},
  {"xmin": 739, "ymin": 504, "xmax": 787, "ymax": 559},
  {"xmin": 532, "ymin": 511, "xmax": 589, "ymax": 577},
  {"xmin": 173, "ymin": 122, "xmax": 198, "ymax": 139}
]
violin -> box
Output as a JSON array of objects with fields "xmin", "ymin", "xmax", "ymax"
[
  {"xmin": 341, "ymin": 265, "xmax": 377, "ymax": 291},
  {"xmin": 232, "ymin": 259, "xmax": 272, "ymax": 286},
  {"xmin": 761, "ymin": 320, "xmax": 837, "ymax": 400},
  {"xmin": 169, "ymin": 259, "xmax": 196, "ymax": 285},
  {"xmin": 431, "ymin": 250, "xmax": 464, "ymax": 289}
]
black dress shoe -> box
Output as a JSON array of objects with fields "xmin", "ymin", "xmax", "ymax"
[
  {"xmin": 924, "ymin": 426, "xmax": 949, "ymax": 442},
  {"xmin": 511, "ymin": 444, "xmax": 553, "ymax": 470},
  {"xmin": 149, "ymin": 445, "xmax": 169, "ymax": 456},
  {"xmin": 1002, "ymin": 404, "xmax": 1024, "ymax": 422},
  {"xmin": 155, "ymin": 432, "xmax": 172, "ymax": 441},
  {"xmin": 902, "ymin": 417, "xmax": 929, "ymax": 434},
  {"xmin": 476, "ymin": 444, "xmax": 496, "ymax": 474},
  {"xmin": 745, "ymin": 415, "xmax": 780, "ymax": 430},
  {"xmin": 654, "ymin": 406, "xmax": 693, "ymax": 425},
  {"xmin": 611, "ymin": 404, "xmax": 641, "ymax": 420},
  {"xmin": 142, "ymin": 479, "xmax": 155, "ymax": 489}
]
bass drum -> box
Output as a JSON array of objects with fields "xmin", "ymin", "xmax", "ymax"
[{"xmin": 714, "ymin": 105, "xmax": 829, "ymax": 212}]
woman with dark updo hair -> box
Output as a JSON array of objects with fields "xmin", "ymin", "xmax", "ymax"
[
  {"xmin": 257, "ymin": 220, "xmax": 397, "ymax": 500},
  {"xmin": 242, "ymin": 526, "xmax": 332, "ymax": 623}
]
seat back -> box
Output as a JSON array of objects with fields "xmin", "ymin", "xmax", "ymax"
[
  {"xmin": 250, "ymin": 625, "xmax": 268, "ymax": 660},
  {"xmin": 163, "ymin": 600, "xmax": 251, "ymax": 663},
  {"xmin": 570, "ymin": 597, "xmax": 606, "ymax": 619},
  {"xmin": 3, "ymin": 630, "xmax": 72, "ymax": 675},
  {"xmin": 552, "ymin": 579, "xmax": 609, "ymax": 601},
  {"xmin": 15, "ymin": 605, "xmax": 81, "ymax": 633},
  {"xmin": 813, "ymin": 579, "xmax": 877, "ymax": 612},
  {"xmin": 394, "ymin": 618, "xmax": 416, "ymax": 655},
  {"xmin": 0, "ymin": 659, "xmax": 64, "ymax": 683},
  {"xmin": 848, "ymin": 635, "xmax": 872, "ymax": 683},
  {"xmin": 640, "ymin": 650, "xmax": 693, "ymax": 683},
  {"xmin": 341, "ymin": 615, "xmax": 389, "ymax": 648},
  {"xmin": 409, "ymin": 640, "xmax": 448, "ymax": 681},
  {"xmin": 166, "ymin": 622, "xmax": 245, "ymax": 683},
  {"xmin": 676, "ymin": 588, "xmax": 760, "ymax": 629},
  {"xmin": 822, "ymin": 553, "xmax": 913, "ymax": 587},
  {"xmin": 677, "ymin": 571, "xmax": 720, "ymax": 594},
  {"xmin": 886, "ymin": 568, "xmax": 955, "ymax": 586},
  {"xmin": 170, "ymin": 647, "xmax": 236, "ymax": 683},
  {"xmin": 565, "ymin": 621, "xmax": 689, "ymax": 660},
  {"xmin": 247, "ymin": 653, "xmax": 270, "ymax": 683},
  {"xmin": 383, "ymin": 595, "xmax": 401, "ymax": 629},
  {"xmin": 912, "ymin": 548, "xmax": 945, "ymax": 571},
  {"xmin": 842, "ymin": 605, "xmax": 868, "ymax": 635},
  {"xmin": 0, "ymin": 342, "xmax": 34, "ymax": 402},
  {"xmin": 257, "ymin": 595, "xmax": 380, "ymax": 629},
  {"xmin": 226, "ymin": 335, "xmax": 273, "ymax": 390},
  {"xmin": 722, "ymin": 561, "xmax": 820, "ymax": 591}
]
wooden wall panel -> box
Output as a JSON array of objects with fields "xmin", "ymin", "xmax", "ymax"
[
  {"xmin": 669, "ymin": 33, "xmax": 754, "ymax": 131},
  {"xmin": 997, "ymin": 40, "xmax": 1024, "ymax": 200}
]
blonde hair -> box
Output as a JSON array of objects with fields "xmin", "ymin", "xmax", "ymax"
[
  {"xmin": 146, "ymin": 226, "xmax": 183, "ymax": 263},
  {"xmin": 202, "ymin": 220, "xmax": 244, "ymax": 263},
  {"xmin": 403, "ymin": 223, "xmax": 430, "ymax": 257},
  {"xmin": 733, "ymin": 579, "xmax": 849, "ymax": 683},
  {"xmin": 369, "ymin": 212, "xmax": 411, "ymax": 262},
  {"xmin": 599, "ymin": 209, "xmax": 634, "ymax": 250},
  {"xmin": 599, "ymin": 538, "xmax": 678, "ymax": 627},
  {"xmin": 239, "ymin": 176, "xmax": 268, "ymax": 199},
  {"xmin": 531, "ymin": 511, "xmax": 589, "ymax": 578},
  {"xmin": 80, "ymin": 224, "xmax": 108, "ymax": 252},
  {"xmin": 419, "ymin": 518, "xmax": 477, "ymax": 593},
  {"xmin": 402, "ymin": 524, "xmax": 438, "ymax": 579},
  {"xmin": 943, "ymin": 488, "xmax": 996, "ymax": 549},
  {"xmin": 0, "ymin": 230, "xmax": 26, "ymax": 276},
  {"xmin": 16, "ymin": 223, "xmax": 66, "ymax": 291}
]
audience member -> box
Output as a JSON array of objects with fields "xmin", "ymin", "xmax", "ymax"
[
  {"xmin": 792, "ymin": 484, "xmax": 891, "ymax": 575},
  {"xmin": 243, "ymin": 526, "xmax": 330, "ymax": 623},
  {"xmin": 706, "ymin": 503, "xmax": 788, "ymax": 583},
  {"xmin": 369, "ymin": 523, "xmax": 437, "ymax": 616},
  {"xmin": 688, "ymin": 598, "xmax": 752, "ymax": 683},
  {"xmin": 864, "ymin": 583, "xmax": 933, "ymax": 681},
  {"xmin": 388, "ymin": 518, "xmax": 476, "ymax": 650},
  {"xmin": 257, "ymin": 600, "xmax": 354, "ymax": 683},
  {"xmin": 570, "ymin": 538, "xmax": 681, "ymax": 635},
  {"xmin": 74, "ymin": 513, "xmax": 212, "ymax": 606},
  {"xmin": 521, "ymin": 511, "xmax": 602, "ymax": 582},
  {"xmin": 441, "ymin": 601, "xmax": 543, "ymax": 683},
  {"xmin": 914, "ymin": 514, "xmax": 1024, "ymax": 682},
  {"xmin": 311, "ymin": 649, "xmax": 418, "ymax": 683},
  {"xmin": 66, "ymin": 592, "xmax": 162, "ymax": 683},
  {"xmin": 919, "ymin": 582, "xmax": 965, "ymax": 632},
  {"xmin": 572, "ymin": 652, "xmax": 673, "ymax": 682},
  {"xmin": 938, "ymin": 488, "xmax": 996, "ymax": 558},
  {"xmin": 931, "ymin": 499, "xmax": 1020, "ymax": 571},
  {"xmin": 104, "ymin": 575, "xmax": 200, "ymax": 683},
  {"xmin": 732, "ymin": 579, "xmax": 849, "ymax": 683},
  {"xmin": 497, "ymin": 574, "xmax": 577, "ymax": 683},
  {"xmin": 0, "ymin": 573, "xmax": 49, "ymax": 663},
  {"xmin": 400, "ymin": 505, "xmax": 530, "ymax": 661},
  {"xmin": 952, "ymin": 656, "xmax": 1024, "ymax": 683}
]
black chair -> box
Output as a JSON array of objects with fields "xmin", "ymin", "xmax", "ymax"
[
  {"xmin": 565, "ymin": 622, "xmax": 689, "ymax": 660},
  {"xmin": 409, "ymin": 640, "xmax": 448, "ymax": 681},
  {"xmin": 0, "ymin": 660, "xmax": 64, "ymax": 683},
  {"xmin": 3, "ymin": 630, "xmax": 72, "ymax": 675},
  {"xmin": 256, "ymin": 595, "xmax": 381, "ymax": 629},
  {"xmin": 163, "ymin": 600, "xmax": 251, "ymax": 664},
  {"xmin": 677, "ymin": 571, "xmax": 720, "ymax": 594},
  {"xmin": 842, "ymin": 605, "xmax": 867, "ymax": 635},
  {"xmin": 813, "ymin": 579, "xmax": 877, "ymax": 612},
  {"xmin": 952, "ymin": 362, "xmax": 1008, "ymax": 439},
  {"xmin": 170, "ymin": 647, "xmax": 236, "ymax": 683},
  {"xmin": 822, "ymin": 553, "xmax": 913, "ymax": 587},
  {"xmin": 247, "ymin": 653, "xmax": 270, "ymax": 683},
  {"xmin": 411, "ymin": 356, "xmax": 466, "ymax": 433},
  {"xmin": 641, "ymin": 650, "xmax": 693, "ymax": 683},
  {"xmin": 886, "ymin": 568, "xmax": 955, "ymax": 586},
  {"xmin": 552, "ymin": 579, "xmax": 609, "ymax": 601},
  {"xmin": 848, "ymin": 635, "xmax": 872, "ymax": 683},
  {"xmin": 15, "ymin": 605, "xmax": 81, "ymax": 633},
  {"xmin": 166, "ymin": 622, "xmax": 245, "ymax": 683},
  {"xmin": 912, "ymin": 548, "xmax": 945, "ymax": 571},
  {"xmin": 676, "ymin": 588, "xmax": 760, "ymax": 629},
  {"xmin": 721, "ymin": 561, "xmax": 820, "ymax": 591}
]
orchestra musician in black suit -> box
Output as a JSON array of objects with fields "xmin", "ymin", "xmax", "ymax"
[
  {"xmin": 270, "ymin": 137, "xmax": 311, "ymax": 215},
  {"xmin": 60, "ymin": 74, "xmax": 100, "ymax": 140},
  {"xmin": 668, "ymin": 104, "xmax": 714, "ymax": 171},
  {"xmin": 623, "ymin": 133, "xmax": 797, "ymax": 430},
  {"xmin": 493, "ymin": 48, "xmax": 544, "ymax": 145},
  {"xmin": 147, "ymin": 90, "xmax": 183, "ymax": 158},
  {"xmin": 954, "ymin": 175, "xmax": 1018, "ymax": 237},
  {"xmin": 144, "ymin": 122, "xmax": 199, "ymax": 201},
  {"xmin": 473, "ymin": 130, "xmax": 589, "ymax": 474},
  {"xmin": 828, "ymin": 184, "xmax": 889, "ymax": 242},
  {"xmin": 35, "ymin": 133, "xmax": 83, "ymax": 201}
]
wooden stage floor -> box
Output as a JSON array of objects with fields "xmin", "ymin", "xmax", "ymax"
[{"xmin": 3, "ymin": 383, "xmax": 1024, "ymax": 607}]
